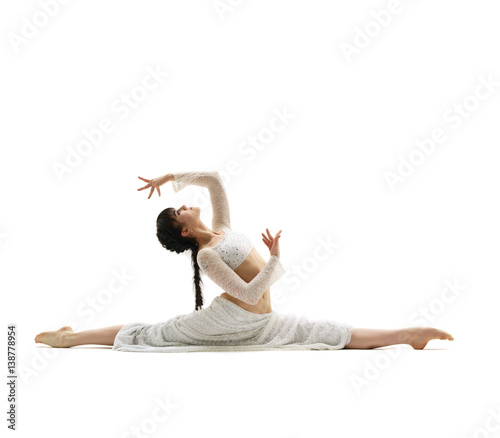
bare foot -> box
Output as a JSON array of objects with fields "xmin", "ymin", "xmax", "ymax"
[
  {"xmin": 398, "ymin": 327, "xmax": 454, "ymax": 350},
  {"xmin": 34, "ymin": 326, "xmax": 74, "ymax": 348}
]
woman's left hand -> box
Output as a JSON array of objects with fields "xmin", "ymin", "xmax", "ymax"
[
  {"xmin": 137, "ymin": 174, "xmax": 171, "ymax": 199},
  {"xmin": 262, "ymin": 228, "xmax": 282, "ymax": 258}
]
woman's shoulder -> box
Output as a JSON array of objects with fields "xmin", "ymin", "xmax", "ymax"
[{"xmin": 196, "ymin": 246, "xmax": 224, "ymax": 271}]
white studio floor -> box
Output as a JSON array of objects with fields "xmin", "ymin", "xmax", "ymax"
[{"xmin": 18, "ymin": 341, "xmax": 499, "ymax": 438}]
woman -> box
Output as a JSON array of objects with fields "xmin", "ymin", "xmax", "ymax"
[{"xmin": 35, "ymin": 171, "xmax": 454, "ymax": 351}]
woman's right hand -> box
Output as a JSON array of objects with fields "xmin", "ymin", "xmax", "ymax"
[
  {"xmin": 262, "ymin": 228, "xmax": 282, "ymax": 258},
  {"xmin": 137, "ymin": 174, "xmax": 172, "ymax": 199}
]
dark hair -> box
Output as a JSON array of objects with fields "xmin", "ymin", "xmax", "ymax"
[{"xmin": 156, "ymin": 207, "xmax": 204, "ymax": 311}]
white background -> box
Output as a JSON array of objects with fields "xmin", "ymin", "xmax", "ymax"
[{"xmin": 1, "ymin": 1, "xmax": 499, "ymax": 437}]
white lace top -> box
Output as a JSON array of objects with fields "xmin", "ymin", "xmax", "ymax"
[
  {"xmin": 171, "ymin": 171, "xmax": 285, "ymax": 305},
  {"xmin": 212, "ymin": 226, "xmax": 253, "ymax": 270}
]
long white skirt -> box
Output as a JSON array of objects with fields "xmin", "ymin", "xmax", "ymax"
[{"xmin": 113, "ymin": 296, "xmax": 353, "ymax": 353}]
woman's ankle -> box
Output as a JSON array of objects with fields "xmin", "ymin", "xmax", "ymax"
[{"xmin": 60, "ymin": 331, "xmax": 74, "ymax": 347}]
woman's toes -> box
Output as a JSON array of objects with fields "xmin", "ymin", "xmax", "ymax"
[
  {"xmin": 443, "ymin": 332, "xmax": 454, "ymax": 341},
  {"xmin": 33, "ymin": 330, "xmax": 68, "ymax": 347}
]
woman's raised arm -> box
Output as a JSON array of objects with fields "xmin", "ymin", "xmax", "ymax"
[
  {"xmin": 170, "ymin": 171, "xmax": 231, "ymax": 231},
  {"xmin": 137, "ymin": 171, "xmax": 231, "ymax": 231}
]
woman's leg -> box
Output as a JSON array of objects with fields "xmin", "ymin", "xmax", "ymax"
[
  {"xmin": 344, "ymin": 327, "xmax": 454, "ymax": 350},
  {"xmin": 35, "ymin": 325, "xmax": 125, "ymax": 348}
]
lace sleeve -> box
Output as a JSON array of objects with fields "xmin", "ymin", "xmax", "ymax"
[
  {"xmin": 171, "ymin": 171, "xmax": 231, "ymax": 231},
  {"xmin": 197, "ymin": 249, "xmax": 285, "ymax": 305}
]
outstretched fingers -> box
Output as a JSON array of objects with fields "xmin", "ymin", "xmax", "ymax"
[
  {"xmin": 137, "ymin": 176, "xmax": 152, "ymax": 191},
  {"xmin": 263, "ymin": 228, "xmax": 282, "ymax": 245},
  {"xmin": 147, "ymin": 186, "xmax": 161, "ymax": 199},
  {"xmin": 138, "ymin": 176, "xmax": 161, "ymax": 198}
]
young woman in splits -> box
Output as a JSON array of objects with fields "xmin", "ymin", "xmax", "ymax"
[{"xmin": 35, "ymin": 171, "xmax": 454, "ymax": 351}]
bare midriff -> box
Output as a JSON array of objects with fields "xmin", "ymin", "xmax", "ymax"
[{"xmin": 219, "ymin": 246, "xmax": 274, "ymax": 314}]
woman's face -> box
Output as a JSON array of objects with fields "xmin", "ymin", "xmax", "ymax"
[{"xmin": 174, "ymin": 205, "xmax": 200, "ymax": 228}]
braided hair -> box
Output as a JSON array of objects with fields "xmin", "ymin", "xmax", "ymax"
[{"xmin": 156, "ymin": 207, "xmax": 204, "ymax": 311}]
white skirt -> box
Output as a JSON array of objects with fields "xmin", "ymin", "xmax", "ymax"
[{"xmin": 112, "ymin": 296, "xmax": 353, "ymax": 353}]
